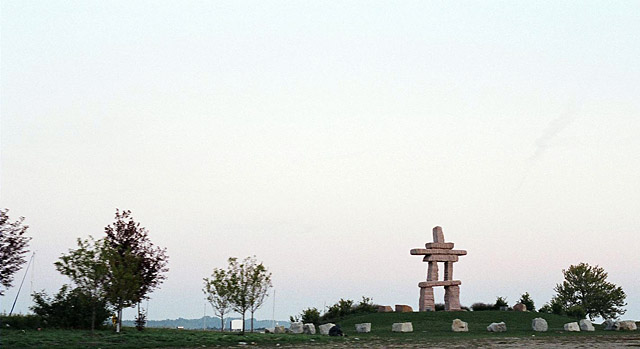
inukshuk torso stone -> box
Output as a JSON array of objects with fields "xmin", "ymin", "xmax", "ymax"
[{"xmin": 410, "ymin": 226, "xmax": 467, "ymax": 311}]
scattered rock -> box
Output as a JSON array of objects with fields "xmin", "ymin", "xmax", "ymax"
[
  {"xmin": 303, "ymin": 323, "xmax": 316, "ymax": 335},
  {"xmin": 318, "ymin": 323, "xmax": 335, "ymax": 335},
  {"xmin": 355, "ymin": 323, "xmax": 371, "ymax": 333},
  {"xmin": 392, "ymin": 322, "xmax": 413, "ymax": 332},
  {"xmin": 564, "ymin": 322, "xmax": 580, "ymax": 332},
  {"xmin": 290, "ymin": 322, "xmax": 304, "ymax": 334},
  {"xmin": 377, "ymin": 305, "xmax": 394, "ymax": 313},
  {"xmin": 618, "ymin": 320, "xmax": 638, "ymax": 331},
  {"xmin": 531, "ymin": 318, "xmax": 548, "ymax": 332},
  {"xmin": 513, "ymin": 303, "xmax": 527, "ymax": 312},
  {"xmin": 329, "ymin": 325, "xmax": 344, "ymax": 336},
  {"xmin": 579, "ymin": 319, "xmax": 595, "ymax": 331},
  {"xmin": 451, "ymin": 319, "xmax": 468, "ymax": 332},
  {"xmin": 274, "ymin": 326, "xmax": 285, "ymax": 334},
  {"xmin": 603, "ymin": 319, "xmax": 618, "ymax": 330},
  {"xmin": 487, "ymin": 322, "xmax": 507, "ymax": 332},
  {"xmin": 395, "ymin": 304, "xmax": 413, "ymax": 312}
]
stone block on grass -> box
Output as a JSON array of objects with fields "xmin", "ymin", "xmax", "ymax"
[
  {"xmin": 303, "ymin": 323, "xmax": 316, "ymax": 334},
  {"xmin": 395, "ymin": 304, "xmax": 413, "ymax": 312},
  {"xmin": 392, "ymin": 322, "xmax": 413, "ymax": 332},
  {"xmin": 564, "ymin": 322, "xmax": 580, "ymax": 332},
  {"xmin": 318, "ymin": 323, "xmax": 335, "ymax": 335},
  {"xmin": 290, "ymin": 322, "xmax": 304, "ymax": 334},
  {"xmin": 579, "ymin": 319, "xmax": 595, "ymax": 331},
  {"xmin": 618, "ymin": 321, "xmax": 637, "ymax": 331},
  {"xmin": 274, "ymin": 326, "xmax": 285, "ymax": 334},
  {"xmin": 378, "ymin": 305, "xmax": 394, "ymax": 312},
  {"xmin": 355, "ymin": 323, "xmax": 371, "ymax": 333}
]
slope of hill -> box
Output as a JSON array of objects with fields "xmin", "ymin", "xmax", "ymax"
[{"xmin": 122, "ymin": 316, "xmax": 290, "ymax": 330}]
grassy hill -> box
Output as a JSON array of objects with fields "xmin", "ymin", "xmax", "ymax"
[
  {"xmin": 333, "ymin": 310, "xmax": 627, "ymax": 339},
  {"xmin": 2, "ymin": 311, "xmax": 638, "ymax": 348}
]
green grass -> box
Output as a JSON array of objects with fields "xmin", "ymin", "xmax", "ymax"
[
  {"xmin": 335, "ymin": 310, "xmax": 634, "ymax": 339},
  {"xmin": 1, "ymin": 311, "xmax": 638, "ymax": 348},
  {"xmin": 1, "ymin": 326, "xmax": 344, "ymax": 348}
]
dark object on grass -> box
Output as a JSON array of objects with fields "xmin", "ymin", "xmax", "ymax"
[{"xmin": 329, "ymin": 324, "xmax": 343, "ymax": 336}]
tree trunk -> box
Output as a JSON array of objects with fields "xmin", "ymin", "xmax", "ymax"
[
  {"xmin": 116, "ymin": 307, "xmax": 123, "ymax": 333},
  {"xmin": 91, "ymin": 301, "xmax": 96, "ymax": 333},
  {"xmin": 250, "ymin": 310, "xmax": 254, "ymax": 332},
  {"xmin": 220, "ymin": 311, "xmax": 224, "ymax": 332},
  {"xmin": 241, "ymin": 311, "xmax": 245, "ymax": 334}
]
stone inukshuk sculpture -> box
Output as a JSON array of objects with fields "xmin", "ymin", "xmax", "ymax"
[{"xmin": 410, "ymin": 226, "xmax": 467, "ymax": 311}]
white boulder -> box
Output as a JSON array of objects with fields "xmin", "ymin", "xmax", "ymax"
[
  {"xmin": 318, "ymin": 323, "xmax": 335, "ymax": 335},
  {"xmin": 274, "ymin": 325, "xmax": 285, "ymax": 334},
  {"xmin": 451, "ymin": 319, "xmax": 468, "ymax": 332},
  {"xmin": 303, "ymin": 323, "xmax": 316, "ymax": 334},
  {"xmin": 487, "ymin": 322, "xmax": 507, "ymax": 332},
  {"xmin": 290, "ymin": 322, "xmax": 304, "ymax": 334},
  {"xmin": 564, "ymin": 322, "xmax": 580, "ymax": 332},
  {"xmin": 531, "ymin": 318, "xmax": 548, "ymax": 332},
  {"xmin": 604, "ymin": 319, "xmax": 618, "ymax": 330},
  {"xmin": 579, "ymin": 319, "xmax": 595, "ymax": 331}
]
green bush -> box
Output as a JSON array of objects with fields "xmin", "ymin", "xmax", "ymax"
[
  {"xmin": 0, "ymin": 314, "xmax": 42, "ymax": 329},
  {"xmin": 301, "ymin": 307, "xmax": 320, "ymax": 326},
  {"xmin": 566, "ymin": 305, "xmax": 586, "ymax": 319},
  {"xmin": 493, "ymin": 296, "xmax": 509, "ymax": 310},
  {"xmin": 471, "ymin": 302, "xmax": 492, "ymax": 311},
  {"xmin": 518, "ymin": 292, "xmax": 536, "ymax": 311},
  {"xmin": 31, "ymin": 285, "xmax": 111, "ymax": 329}
]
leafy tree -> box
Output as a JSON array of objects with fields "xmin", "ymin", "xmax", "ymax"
[
  {"xmin": 54, "ymin": 236, "xmax": 110, "ymax": 332},
  {"xmin": 227, "ymin": 256, "xmax": 272, "ymax": 333},
  {"xmin": 246, "ymin": 258, "xmax": 272, "ymax": 332},
  {"xmin": 553, "ymin": 263, "xmax": 626, "ymax": 320},
  {"xmin": 203, "ymin": 263, "xmax": 234, "ymax": 331},
  {"xmin": 0, "ymin": 209, "xmax": 31, "ymax": 295},
  {"xmin": 518, "ymin": 292, "xmax": 536, "ymax": 311},
  {"xmin": 31, "ymin": 285, "xmax": 110, "ymax": 329},
  {"xmin": 103, "ymin": 209, "xmax": 169, "ymax": 332}
]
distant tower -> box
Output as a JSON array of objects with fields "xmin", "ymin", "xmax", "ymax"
[{"xmin": 410, "ymin": 226, "xmax": 467, "ymax": 311}]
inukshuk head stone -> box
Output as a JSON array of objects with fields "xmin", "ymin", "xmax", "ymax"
[{"xmin": 410, "ymin": 226, "xmax": 467, "ymax": 311}]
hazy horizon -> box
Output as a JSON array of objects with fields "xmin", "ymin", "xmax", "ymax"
[{"xmin": 2, "ymin": 1, "xmax": 639, "ymax": 322}]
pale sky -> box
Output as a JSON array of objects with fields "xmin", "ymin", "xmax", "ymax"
[{"xmin": 1, "ymin": 1, "xmax": 639, "ymax": 322}]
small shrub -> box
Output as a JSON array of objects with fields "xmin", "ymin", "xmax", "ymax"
[
  {"xmin": 538, "ymin": 304, "xmax": 552, "ymax": 313},
  {"xmin": 300, "ymin": 307, "xmax": 320, "ymax": 326},
  {"xmin": 30, "ymin": 285, "xmax": 111, "ymax": 329},
  {"xmin": 434, "ymin": 303, "xmax": 445, "ymax": 311},
  {"xmin": 566, "ymin": 305, "xmax": 586, "ymax": 319},
  {"xmin": 0, "ymin": 314, "xmax": 42, "ymax": 329},
  {"xmin": 135, "ymin": 309, "xmax": 147, "ymax": 331},
  {"xmin": 518, "ymin": 292, "xmax": 536, "ymax": 311},
  {"xmin": 471, "ymin": 302, "xmax": 492, "ymax": 311},
  {"xmin": 319, "ymin": 296, "xmax": 378, "ymax": 322},
  {"xmin": 493, "ymin": 296, "xmax": 509, "ymax": 310}
]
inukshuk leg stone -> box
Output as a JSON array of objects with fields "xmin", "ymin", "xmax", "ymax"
[
  {"xmin": 444, "ymin": 285, "xmax": 461, "ymax": 311},
  {"xmin": 443, "ymin": 262, "xmax": 453, "ymax": 281},
  {"xmin": 427, "ymin": 262, "xmax": 438, "ymax": 281},
  {"xmin": 419, "ymin": 287, "xmax": 435, "ymax": 311}
]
